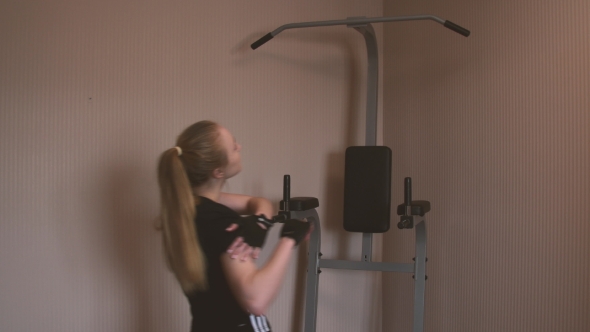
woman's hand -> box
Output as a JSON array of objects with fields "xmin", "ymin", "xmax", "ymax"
[
  {"xmin": 280, "ymin": 218, "xmax": 313, "ymax": 246},
  {"xmin": 225, "ymin": 215, "xmax": 272, "ymax": 260},
  {"xmin": 225, "ymin": 226, "xmax": 259, "ymax": 260}
]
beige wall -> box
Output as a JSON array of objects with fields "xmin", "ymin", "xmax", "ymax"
[
  {"xmin": 4, "ymin": 1, "xmax": 588, "ymax": 331},
  {"xmin": 0, "ymin": 1, "xmax": 383, "ymax": 331},
  {"xmin": 383, "ymin": 0, "xmax": 589, "ymax": 331}
]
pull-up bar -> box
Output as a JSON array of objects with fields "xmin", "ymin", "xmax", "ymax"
[
  {"xmin": 251, "ymin": 15, "xmax": 470, "ymax": 50},
  {"xmin": 250, "ymin": 15, "xmax": 470, "ymax": 149}
]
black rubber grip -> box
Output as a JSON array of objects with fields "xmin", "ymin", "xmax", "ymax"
[
  {"xmin": 251, "ymin": 33, "xmax": 274, "ymax": 49},
  {"xmin": 283, "ymin": 175, "xmax": 290, "ymax": 212},
  {"xmin": 404, "ymin": 177, "xmax": 412, "ymax": 206},
  {"xmin": 444, "ymin": 20, "xmax": 470, "ymax": 37}
]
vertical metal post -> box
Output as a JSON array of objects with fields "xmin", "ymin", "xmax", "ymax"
[
  {"xmin": 413, "ymin": 219, "xmax": 427, "ymax": 332},
  {"xmin": 349, "ymin": 21, "xmax": 379, "ymax": 263},
  {"xmin": 295, "ymin": 209, "xmax": 321, "ymax": 332},
  {"xmin": 348, "ymin": 21, "xmax": 379, "ymax": 146},
  {"xmin": 361, "ymin": 233, "xmax": 373, "ymax": 262}
]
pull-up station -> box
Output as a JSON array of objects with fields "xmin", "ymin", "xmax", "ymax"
[
  {"xmin": 251, "ymin": 15, "xmax": 469, "ymax": 147},
  {"xmin": 251, "ymin": 15, "xmax": 469, "ymax": 332},
  {"xmin": 252, "ymin": 15, "xmax": 469, "ymax": 50}
]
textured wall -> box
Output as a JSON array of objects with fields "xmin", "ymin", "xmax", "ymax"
[
  {"xmin": 0, "ymin": 1, "xmax": 383, "ymax": 331},
  {"xmin": 383, "ymin": 0, "xmax": 590, "ymax": 331}
]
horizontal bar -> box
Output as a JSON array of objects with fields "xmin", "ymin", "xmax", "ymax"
[
  {"xmin": 319, "ymin": 259, "xmax": 414, "ymax": 273},
  {"xmin": 271, "ymin": 15, "xmax": 445, "ymax": 36}
]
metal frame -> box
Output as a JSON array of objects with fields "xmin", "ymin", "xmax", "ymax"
[
  {"xmin": 251, "ymin": 15, "xmax": 469, "ymax": 332},
  {"xmin": 298, "ymin": 207, "xmax": 427, "ymax": 332}
]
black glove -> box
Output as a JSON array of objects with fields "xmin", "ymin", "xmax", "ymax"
[
  {"xmin": 280, "ymin": 219, "xmax": 311, "ymax": 246},
  {"xmin": 237, "ymin": 215, "xmax": 272, "ymax": 248}
]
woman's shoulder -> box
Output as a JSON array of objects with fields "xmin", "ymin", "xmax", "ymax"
[
  {"xmin": 195, "ymin": 196, "xmax": 241, "ymax": 254},
  {"xmin": 196, "ymin": 196, "xmax": 240, "ymax": 222}
]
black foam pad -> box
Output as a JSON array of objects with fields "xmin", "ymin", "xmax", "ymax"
[{"xmin": 343, "ymin": 146, "xmax": 392, "ymax": 233}]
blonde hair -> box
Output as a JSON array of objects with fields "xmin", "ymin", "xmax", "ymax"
[{"xmin": 157, "ymin": 121, "xmax": 228, "ymax": 292}]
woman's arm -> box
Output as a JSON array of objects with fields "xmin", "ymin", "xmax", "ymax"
[
  {"xmin": 219, "ymin": 192, "xmax": 274, "ymax": 260},
  {"xmin": 220, "ymin": 237, "xmax": 296, "ymax": 316},
  {"xmin": 218, "ymin": 192, "xmax": 274, "ymax": 219}
]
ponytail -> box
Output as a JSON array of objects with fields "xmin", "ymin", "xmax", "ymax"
[{"xmin": 157, "ymin": 148, "xmax": 207, "ymax": 292}]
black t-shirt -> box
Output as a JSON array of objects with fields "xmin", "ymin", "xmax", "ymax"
[{"xmin": 187, "ymin": 196, "xmax": 272, "ymax": 332}]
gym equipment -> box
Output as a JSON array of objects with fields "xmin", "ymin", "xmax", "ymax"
[
  {"xmin": 252, "ymin": 14, "xmax": 469, "ymax": 332},
  {"xmin": 251, "ymin": 15, "xmax": 469, "ymax": 146},
  {"xmin": 275, "ymin": 174, "xmax": 429, "ymax": 332},
  {"xmin": 343, "ymin": 146, "xmax": 392, "ymax": 233}
]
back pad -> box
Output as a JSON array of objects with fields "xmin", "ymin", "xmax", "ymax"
[{"xmin": 343, "ymin": 146, "xmax": 392, "ymax": 233}]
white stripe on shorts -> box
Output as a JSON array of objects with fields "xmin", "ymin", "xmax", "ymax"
[{"xmin": 249, "ymin": 314, "xmax": 270, "ymax": 332}]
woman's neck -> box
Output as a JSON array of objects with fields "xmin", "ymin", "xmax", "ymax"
[{"xmin": 193, "ymin": 178, "xmax": 225, "ymax": 202}]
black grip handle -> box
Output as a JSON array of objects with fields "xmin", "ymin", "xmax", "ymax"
[
  {"xmin": 443, "ymin": 20, "xmax": 470, "ymax": 37},
  {"xmin": 404, "ymin": 177, "xmax": 412, "ymax": 206},
  {"xmin": 251, "ymin": 32, "xmax": 274, "ymax": 49},
  {"xmin": 283, "ymin": 175, "xmax": 290, "ymax": 212},
  {"xmin": 272, "ymin": 214, "xmax": 287, "ymax": 224}
]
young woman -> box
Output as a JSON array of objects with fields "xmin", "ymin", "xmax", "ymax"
[{"xmin": 156, "ymin": 120, "xmax": 311, "ymax": 331}]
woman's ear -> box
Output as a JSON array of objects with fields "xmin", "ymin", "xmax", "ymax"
[{"xmin": 212, "ymin": 168, "xmax": 224, "ymax": 179}]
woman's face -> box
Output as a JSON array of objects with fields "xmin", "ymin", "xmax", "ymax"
[{"xmin": 217, "ymin": 126, "xmax": 242, "ymax": 179}]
